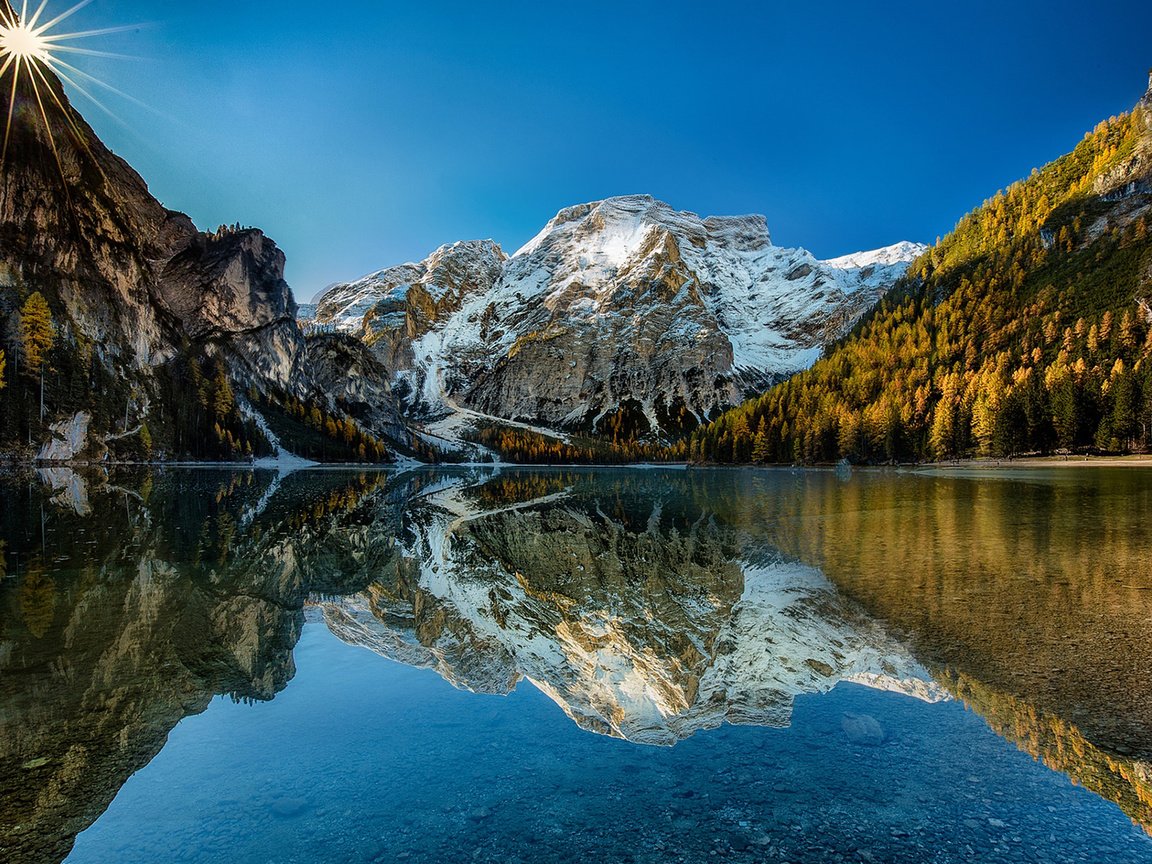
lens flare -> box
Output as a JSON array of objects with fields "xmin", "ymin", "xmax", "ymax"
[{"xmin": 1, "ymin": 19, "xmax": 50, "ymax": 61}]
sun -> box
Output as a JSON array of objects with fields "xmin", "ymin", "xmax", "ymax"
[
  {"xmin": 1, "ymin": 18, "xmax": 51, "ymax": 62},
  {"xmin": 0, "ymin": 0, "xmax": 141, "ymax": 176}
]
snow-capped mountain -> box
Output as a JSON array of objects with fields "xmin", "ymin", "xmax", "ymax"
[{"xmin": 313, "ymin": 196, "xmax": 926, "ymax": 440}]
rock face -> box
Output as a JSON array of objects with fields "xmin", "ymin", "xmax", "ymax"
[
  {"xmin": 159, "ymin": 230, "xmax": 297, "ymax": 340},
  {"xmin": 318, "ymin": 239, "xmax": 508, "ymax": 377},
  {"xmin": 322, "ymin": 471, "xmax": 944, "ymax": 745},
  {"xmin": 316, "ymin": 196, "xmax": 925, "ymax": 439},
  {"xmin": 0, "ymin": 0, "xmax": 410, "ymax": 461},
  {"xmin": 1091, "ymin": 75, "xmax": 1152, "ymax": 202},
  {"xmin": 35, "ymin": 412, "xmax": 92, "ymax": 462}
]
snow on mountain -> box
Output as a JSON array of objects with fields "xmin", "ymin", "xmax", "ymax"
[
  {"xmin": 313, "ymin": 196, "xmax": 924, "ymax": 439},
  {"xmin": 822, "ymin": 240, "xmax": 929, "ymax": 270},
  {"xmin": 821, "ymin": 240, "xmax": 929, "ymax": 291}
]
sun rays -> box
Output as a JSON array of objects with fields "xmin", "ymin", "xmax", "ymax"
[{"xmin": 0, "ymin": 0, "xmax": 140, "ymax": 180}]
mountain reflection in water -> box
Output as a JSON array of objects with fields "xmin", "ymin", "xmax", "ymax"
[
  {"xmin": 321, "ymin": 471, "xmax": 945, "ymax": 744},
  {"xmin": 0, "ymin": 465, "xmax": 1150, "ymax": 864}
]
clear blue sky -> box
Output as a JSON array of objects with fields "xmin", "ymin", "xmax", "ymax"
[{"xmin": 48, "ymin": 0, "xmax": 1152, "ymax": 300}]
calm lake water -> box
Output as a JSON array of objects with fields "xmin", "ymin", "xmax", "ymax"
[{"xmin": 1, "ymin": 465, "xmax": 1151, "ymax": 863}]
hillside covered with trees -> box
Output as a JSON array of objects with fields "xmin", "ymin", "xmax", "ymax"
[{"xmin": 692, "ymin": 84, "xmax": 1152, "ymax": 464}]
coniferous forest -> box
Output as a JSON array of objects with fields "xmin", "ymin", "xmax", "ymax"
[{"xmin": 690, "ymin": 109, "xmax": 1152, "ymax": 464}]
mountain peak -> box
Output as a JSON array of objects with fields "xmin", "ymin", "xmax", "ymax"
[
  {"xmin": 517, "ymin": 195, "xmax": 772, "ymax": 260},
  {"xmin": 313, "ymin": 196, "xmax": 921, "ymax": 440},
  {"xmin": 822, "ymin": 241, "xmax": 929, "ymax": 271}
]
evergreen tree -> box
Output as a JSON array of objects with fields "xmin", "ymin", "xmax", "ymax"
[
  {"xmin": 992, "ymin": 389, "xmax": 1028, "ymax": 456},
  {"xmin": 20, "ymin": 292, "xmax": 55, "ymax": 374},
  {"xmin": 731, "ymin": 415, "xmax": 752, "ymax": 463},
  {"xmin": 751, "ymin": 418, "xmax": 770, "ymax": 463},
  {"xmin": 1104, "ymin": 361, "xmax": 1139, "ymax": 451},
  {"xmin": 1050, "ymin": 371, "xmax": 1081, "ymax": 451},
  {"xmin": 20, "ymin": 293, "xmax": 55, "ymax": 420}
]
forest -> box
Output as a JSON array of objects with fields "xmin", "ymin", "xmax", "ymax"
[
  {"xmin": 691, "ymin": 108, "xmax": 1152, "ymax": 464},
  {"xmin": 0, "ymin": 286, "xmax": 392, "ymax": 463}
]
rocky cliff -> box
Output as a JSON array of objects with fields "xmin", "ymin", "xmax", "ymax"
[
  {"xmin": 0, "ymin": 0, "xmax": 409, "ymax": 462},
  {"xmin": 315, "ymin": 196, "xmax": 925, "ymax": 441}
]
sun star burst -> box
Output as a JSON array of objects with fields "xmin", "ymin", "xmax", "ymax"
[
  {"xmin": 1, "ymin": 17, "xmax": 50, "ymax": 62},
  {"xmin": 0, "ymin": 0, "xmax": 141, "ymax": 177}
]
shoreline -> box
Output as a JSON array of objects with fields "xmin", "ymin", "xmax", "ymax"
[{"xmin": 911, "ymin": 455, "xmax": 1152, "ymax": 470}]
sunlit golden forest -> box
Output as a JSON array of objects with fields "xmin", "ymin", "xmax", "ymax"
[{"xmin": 692, "ymin": 107, "xmax": 1152, "ymax": 464}]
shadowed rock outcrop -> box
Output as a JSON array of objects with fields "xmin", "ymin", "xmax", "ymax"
[{"xmin": 0, "ymin": 0, "xmax": 411, "ymax": 461}]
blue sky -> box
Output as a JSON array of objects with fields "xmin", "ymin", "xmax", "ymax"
[{"xmin": 46, "ymin": 0, "xmax": 1152, "ymax": 299}]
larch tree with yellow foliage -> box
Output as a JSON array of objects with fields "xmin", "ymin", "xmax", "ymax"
[{"xmin": 19, "ymin": 292, "xmax": 55, "ymax": 420}]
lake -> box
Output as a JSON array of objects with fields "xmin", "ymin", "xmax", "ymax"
[{"xmin": 1, "ymin": 465, "xmax": 1151, "ymax": 863}]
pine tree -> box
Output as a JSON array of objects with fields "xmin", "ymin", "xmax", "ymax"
[
  {"xmin": 1105, "ymin": 360, "xmax": 1139, "ymax": 451},
  {"xmin": 992, "ymin": 389, "xmax": 1028, "ymax": 456},
  {"xmin": 20, "ymin": 293, "xmax": 55, "ymax": 374},
  {"xmin": 751, "ymin": 418, "xmax": 770, "ymax": 463},
  {"xmin": 1119, "ymin": 310, "xmax": 1139, "ymax": 351},
  {"xmin": 731, "ymin": 415, "xmax": 752, "ymax": 463},
  {"xmin": 20, "ymin": 293, "xmax": 55, "ymax": 420},
  {"xmin": 212, "ymin": 367, "xmax": 234, "ymax": 419},
  {"xmin": 1050, "ymin": 371, "xmax": 1081, "ymax": 451}
]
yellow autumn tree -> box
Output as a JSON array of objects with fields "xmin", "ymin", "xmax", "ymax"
[
  {"xmin": 20, "ymin": 292, "xmax": 55, "ymax": 374},
  {"xmin": 212, "ymin": 366, "xmax": 234, "ymax": 419}
]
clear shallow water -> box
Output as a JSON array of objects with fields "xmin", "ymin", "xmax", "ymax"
[
  {"xmin": 1, "ymin": 465, "xmax": 1151, "ymax": 863},
  {"xmin": 63, "ymin": 625, "xmax": 1151, "ymax": 864}
]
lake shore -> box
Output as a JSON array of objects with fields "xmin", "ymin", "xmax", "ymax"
[{"xmin": 914, "ymin": 455, "xmax": 1152, "ymax": 470}]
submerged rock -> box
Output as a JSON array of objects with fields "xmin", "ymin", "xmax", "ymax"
[{"xmin": 841, "ymin": 713, "xmax": 886, "ymax": 747}]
